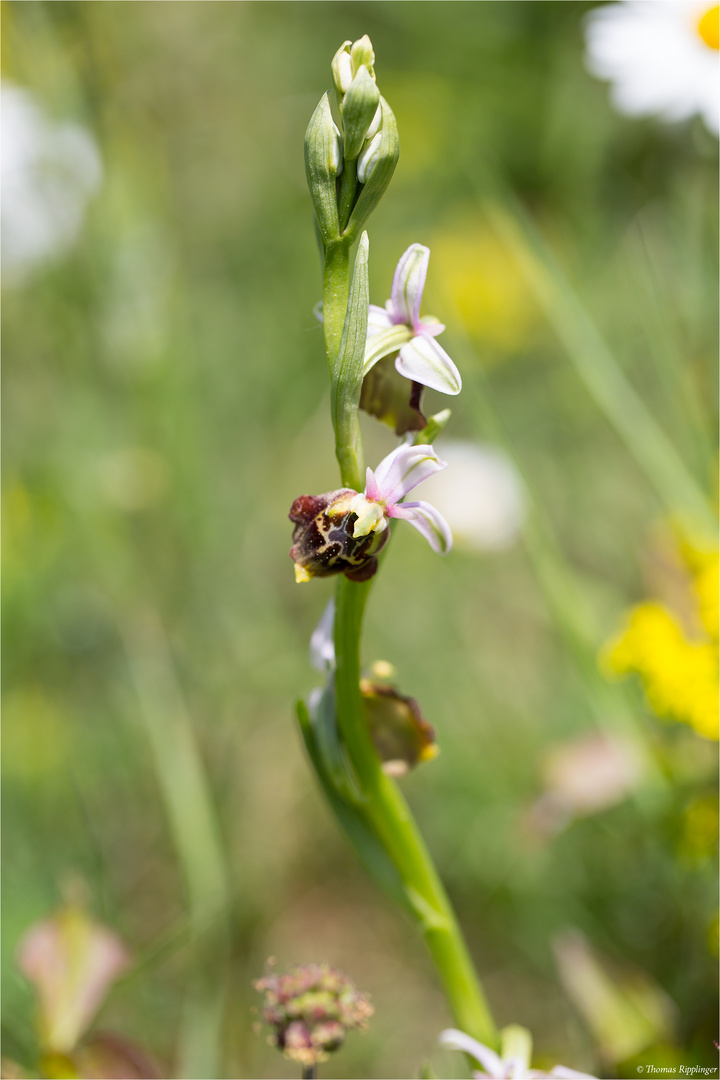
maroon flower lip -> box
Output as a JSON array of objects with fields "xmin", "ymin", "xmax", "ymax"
[{"xmin": 289, "ymin": 444, "xmax": 452, "ymax": 584}]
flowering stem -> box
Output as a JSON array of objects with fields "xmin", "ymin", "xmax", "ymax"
[{"xmin": 322, "ymin": 247, "xmax": 496, "ymax": 1044}]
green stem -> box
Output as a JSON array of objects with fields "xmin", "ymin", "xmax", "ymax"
[
  {"xmin": 333, "ymin": 577, "xmax": 497, "ymax": 1044},
  {"xmin": 322, "ymin": 240, "xmax": 352, "ymax": 372}
]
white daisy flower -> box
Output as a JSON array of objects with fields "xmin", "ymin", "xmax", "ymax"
[
  {"xmin": 584, "ymin": 1, "xmax": 720, "ymax": 135},
  {"xmin": 1, "ymin": 82, "xmax": 103, "ymax": 282},
  {"xmin": 416, "ymin": 441, "xmax": 526, "ymax": 552}
]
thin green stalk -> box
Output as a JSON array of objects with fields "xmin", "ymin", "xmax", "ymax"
[
  {"xmin": 485, "ymin": 201, "xmax": 716, "ymax": 538},
  {"xmin": 122, "ymin": 610, "xmax": 231, "ymax": 1079}
]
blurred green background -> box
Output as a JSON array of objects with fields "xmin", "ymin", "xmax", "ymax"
[{"xmin": 3, "ymin": 3, "xmax": 718, "ymax": 1078}]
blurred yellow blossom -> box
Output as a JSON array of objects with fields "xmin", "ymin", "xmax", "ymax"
[
  {"xmin": 602, "ymin": 544, "xmax": 719, "ymax": 740},
  {"xmin": 431, "ymin": 217, "xmax": 537, "ymax": 359}
]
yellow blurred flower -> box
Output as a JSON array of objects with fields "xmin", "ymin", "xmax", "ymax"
[
  {"xmin": 431, "ymin": 218, "xmax": 537, "ymax": 359},
  {"xmin": 602, "ymin": 543, "xmax": 719, "ymax": 740}
]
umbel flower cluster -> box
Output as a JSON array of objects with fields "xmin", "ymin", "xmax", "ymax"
[{"xmin": 255, "ymin": 963, "xmax": 373, "ymax": 1068}]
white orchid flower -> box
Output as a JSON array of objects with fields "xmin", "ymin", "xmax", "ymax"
[
  {"xmin": 439, "ymin": 1028, "xmax": 597, "ymax": 1080},
  {"xmin": 364, "ymin": 244, "xmax": 462, "ymax": 396}
]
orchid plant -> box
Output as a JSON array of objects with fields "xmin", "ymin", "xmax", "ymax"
[
  {"xmin": 292, "ymin": 34, "xmax": 497, "ymax": 1056},
  {"xmin": 289, "ymin": 35, "xmax": 594, "ymax": 1077}
]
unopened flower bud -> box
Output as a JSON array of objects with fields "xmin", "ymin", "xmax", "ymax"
[
  {"xmin": 341, "ymin": 66, "xmax": 381, "ymax": 160},
  {"xmin": 255, "ymin": 963, "xmax": 373, "ymax": 1067},
  {"xmin": 332, "ymin": 36, "xmax": 376, "ymax": 102},
  {"xmin": 304, "ymin": 93, "xmax": 343, "ymax": 245},
  {"xmin": 350, "ymin": 35, "xmax": 375, "ymax": 79},
  {"xmin": 345, "ymin": 97, "xmax": 399, "ymax": 238},
  {"xmin": 365, "ymin": 102, "xmax": 382, "ymax": 141},
  {"xmin": 331, "ymin": 40, "xmax": 353, "ymax": 98},
  {"xmin": 289, "ymin": 489, "xmax": 389, "ymax": 583},
  {"xmin": 357, "ymin": 131, "xmax": 383, "ymax": 183}
]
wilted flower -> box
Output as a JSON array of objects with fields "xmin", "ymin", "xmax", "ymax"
[
  {"xmin": 584, "ymin": 1, "xmax": 720, "ymax": 135},
  {"xmin": 308, "ymin": 600, "xmax": 439, "ymax": 774},
  {"xmin": 439, "ymin": 1027, "xmax": 596, "ymax": 1079},
  {"xmin": 289, "ymin": 443, "xmax": 452, "ymax": 583},
  {"xmin": 255, "ymin": 962, "xmax": 373, "ymax": 1067}
]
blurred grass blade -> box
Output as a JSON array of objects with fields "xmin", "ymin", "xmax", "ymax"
[
  {"xmin": 485, "ymin": 201, "xmax": 716, "ymax": 537},
  {"xmin": 122, "ymin": 609, "xmax": 231, "ymax": 1079}
]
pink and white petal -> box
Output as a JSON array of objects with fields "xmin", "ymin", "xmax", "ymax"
[
  {"xmin": 396, "ymin": 334, "xmax": 462, "ymax": 395},
  {"xmin": 439, "ymin": 1029, "xmax": 505, "ymax": 1078},
  {"xmin": 390, "ymin": 243, "xmax": 430, "ymax": 328},
  {"xmin": 367, "ymin": 304, "xmax": 394, "ymax": 337},
  {"xmin": 370, "ymin": 443, "xmax": 447, "ymax": 506},
  {"xmin": 417, "ymin": 315, "xmax": 446, "ymax": 338},
  {"xmin": 388, "ymin": 499, "xmax": 453, "ymax": 554},
  {"xmin": 364, "ymin": 466, "xmax": 381, "ymax": 503}
]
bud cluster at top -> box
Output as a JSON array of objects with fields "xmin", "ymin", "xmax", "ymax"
[
  {"xmin": 305, "ymin": 34, "xmax": 399, "ymax": 245},
  {"xmin": 255, "ymin": 962, "xmax": 373, "ymax": 1067}
]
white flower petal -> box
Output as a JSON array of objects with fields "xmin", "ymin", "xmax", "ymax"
[
  {"xmin": 370, "ymin": 443, "xmax": 447, "ymax": 506},
  {"xmin": 388, "ymin": 499, "xmax": 453, "ymax": 554},
  {"xmin": 439, "ymin": 1029, "xmax": 505, "ymax": 1078},
  {"xmin": 396, "ymin": 334, "xmax": 462, "ymax": 395},
  {"xmin": 584, "ymin": 1, "xmax": 720, "ymax": 135},
  {"xmin": 367, "ymin": 304, "xmax": 394, "ymax": 336},
  {"xmin": 390, "ymin": 243, "xmax": 430, "ymax": 327},
  {"xmin": 309, "ymin": 599, "xmax": 335, "ymax": 672}
]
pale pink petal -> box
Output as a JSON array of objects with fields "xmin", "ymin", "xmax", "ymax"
[
  {"xmin": 369, "ymin": 443, "xmax": 447, "ymax": 507},
  {"xmin": 388, "ymin": 499, "xmax": 453, "ymax": 554},
  {"xmin": 417, "ymin": 315, "xmax": 446, "ymax": 338},
  {"xmin": 364, "ymin": 465, "xmax": 381, "ymax": 502},
  {"xmin": 390, "ymin": 243, "xmax": 430, "ymax": 328},
  {"xmin": 396, "ymin": 334, "xmax": 462, "ymax": 395},
  {"xmin": 439, "ymin": 1029, "xmax": 505, "ymax": 1078}
]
